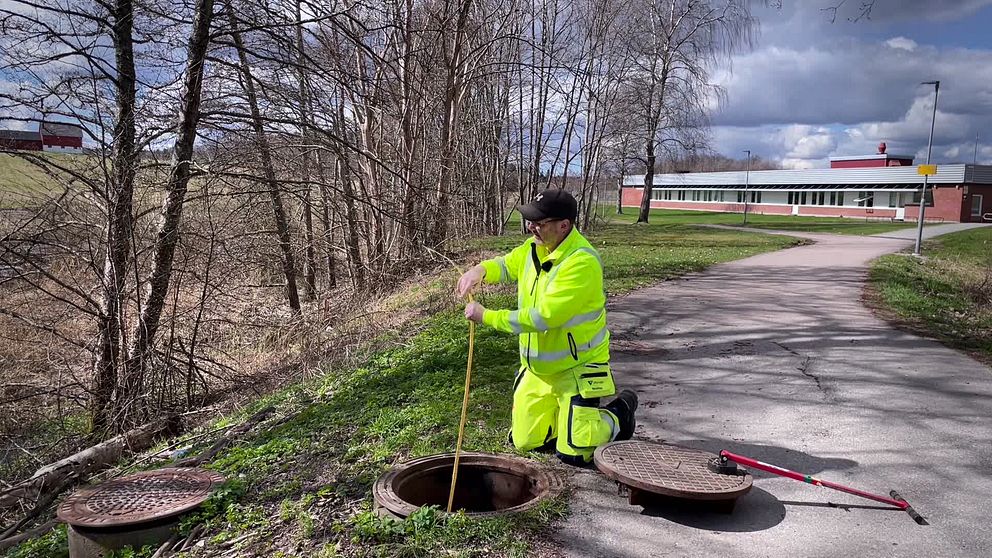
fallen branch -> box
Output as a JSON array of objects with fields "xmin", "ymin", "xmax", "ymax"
[
  {"xmin": 0, "ymin": 416, "xmax": 179, "ymax": 513},
  {"xmin": 174, "ymin": 406, "xmax": 275, "ymax": 467},
  {"xmin": 0, "ymin": 472, "xmax": 77, "ymax": 541},
  {"xmin": 150, "ymin": 533, "xmax": 182, "ymax": 558}
]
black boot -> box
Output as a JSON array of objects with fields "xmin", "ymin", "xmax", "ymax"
[{"xmin": 604, "ymin": 390, "xmax": 638, "ymax": 441}]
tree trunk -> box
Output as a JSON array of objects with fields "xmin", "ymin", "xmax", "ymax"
[
  {"xmin": 616, "ymin": 177, "xmax": 623, "ymax": 215},
  {"xmin": 296, "ymin": 0, "xmax": 317, "ymax": 300},
  {"xmin": 121, "ymin": 0, "xmax": 216, "ymax": 420},
  {"xmin": 337, "ymin": 153, "xmax": 365, "ymax": 291},
  {"xmin": 226, "ymin": 1, "xmax": 301, "ymax": 312},
  {"xmin": 316, "ymin": 150, "xmax": 336, "ymax": 288},
  {"xmin": 430, "ymin": 0, "xmax": 474, "ymax": 248},
  {"xmin": 333, "ymin": 94, "xmax": 366, "ymax": 290},
  {"xmin": 90, "ymin": 0, "xmax": 139, "ymax": 436},
  {"xmin": 637, "ymin": 138, "xmax": 655, "ymax": 223}
]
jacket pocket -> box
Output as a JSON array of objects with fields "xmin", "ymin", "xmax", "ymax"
[{"xmin": 567, "ymin": 332, "xmax": 578, "ymax": 360}]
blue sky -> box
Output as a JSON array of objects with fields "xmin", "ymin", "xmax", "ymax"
[{"xmin": 710, "ymin": 0, "xmax": 992, "ymax": 168}]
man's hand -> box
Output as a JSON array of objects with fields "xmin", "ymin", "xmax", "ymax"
[
  {"xmin": 464, "ymin": 301, "xmax": 485, "ymax": 323},
  {"xmin": 456, "ymin": 265, "xmax": 485, "ymax": 298}
]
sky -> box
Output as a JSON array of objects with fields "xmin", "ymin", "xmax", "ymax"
[{"xmin": 710, "ymin": 0, "xmax": 992, "ymax": 168}]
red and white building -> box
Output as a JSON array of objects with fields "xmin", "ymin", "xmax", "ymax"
[
  {"xmin": 622, "ymin": 144, "xmax": 992, "ymax": 223},
  {"xmin": 0, "ymin": 122, "xmax": 84, "ymax": 153}
]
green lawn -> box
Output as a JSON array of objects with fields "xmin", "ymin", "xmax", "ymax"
[
  {"xmin": 608, "ymin": 207, "xmax": 916, "ymax": 236},
  {"xmin": 869, "ymin": 227, "xmax": 992, "ymax": 364},
  {"xmin": 8, "ymin": 220, "xmax": 800, "ymax": 558},
  {"xmin": 0, "ymin": 152, "xmax": 92, "ymax": 208}
]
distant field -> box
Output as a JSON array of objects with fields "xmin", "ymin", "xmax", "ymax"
[
  {"xmin": 607, "ymin": 207, "xmax": 917, "ymax": 235},
  {"xmin": 0, "ymin": 152, "xmax": 85, "ymax": 207}
]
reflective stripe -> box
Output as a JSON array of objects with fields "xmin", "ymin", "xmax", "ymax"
[
  {"xmin": 562, "ymin": 308, "xmax": 603, "ymax": 329},
  {"xmin": 581, "ymin": 325, "xmax": 608, "ymax": 352},
  {"xmin": 524, "ymin": 326, "xmax": 609, "ymax": 362},
  {"xmin": 507, "ymin": 310, "xmax": 523, "ymax": 334},
  {"xmin": 546, "ymin": 246, "xmax": 603, "ymax": 285},
  {"xmin": 496, "ymin": 257, "xmax": 509, "ymax": 282},
  {"xmin": 575, "ymin": 246, "xmax": 603, "ymax": 268},
  {"xmin": 529, "ymin": 308, "xmax": 549, "ymax": 332}
]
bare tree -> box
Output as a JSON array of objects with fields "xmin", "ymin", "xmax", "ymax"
[
  {"xmin": 119, "ymin": 0, "xmax": 218, "ymax": 425},
  {"xmin": 626, "ymin": 0, "xmax": 757, "ymax": 223}
]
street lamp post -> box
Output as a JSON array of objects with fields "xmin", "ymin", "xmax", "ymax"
[
  {"xmin": 914, "ymin": 80, "xmax": 939, "ymax": 256},
  {"xmin": 743, "ymin": 149, "xmax": 751, "ymax": 225}
]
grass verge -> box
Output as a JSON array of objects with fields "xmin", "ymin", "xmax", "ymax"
[
  {"xmin": 867, "ymin": 227, "xmax": 992, "ymax": 364},
  {"xmin": 7, "ymin": 221, "xmax": 799, "ymax": 558},
  {"xmin": 609, "ymin": 207, "xmax": 916, "ymax": 236}
]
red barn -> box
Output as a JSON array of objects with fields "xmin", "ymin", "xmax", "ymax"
[
  {"xmin": 0, "ymin": 129, "xmax": 43, "ymax": 151},
  {"xmin": 0, "ymin": 122, "xmax": 84, "ymax": 153},
  {"xmin": 40, "ymin": 122, "xmax": 84, "ymax": 152}
]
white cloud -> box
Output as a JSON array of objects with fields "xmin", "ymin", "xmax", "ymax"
[
  {"xmin": 708, "ymin": 4, "xmax": 992, "ymax": 166},
  {"xmin": 782, "ymin": 125, "xmax": 836, "ymax": 159},
  {"xmin": 885, "ymin": 37, "xmax": 918, "ymax": 51},
  {"xmin": 780, "ymin": 158, "xmax": 821, "ymax": 170}
]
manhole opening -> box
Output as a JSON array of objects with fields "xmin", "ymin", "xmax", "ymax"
[
  {"xmin": 396, "ymin": 463, "xmax": 539, "ymax": 512},
  {"xmin": 374, "ymin": 453, "xmax": 562, "ymax": 518}
]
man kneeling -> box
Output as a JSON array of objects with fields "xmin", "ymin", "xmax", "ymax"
[{"xmin": 456, "ymin": 188, "xmax": 637, "ymax": 466}]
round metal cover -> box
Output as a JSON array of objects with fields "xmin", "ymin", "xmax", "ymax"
[
  {"xmin": 594, "ymin": 441, "xmax": 752, "ymax": 501},
  {"xmin": 58, "ymin": 468, "xmax": 225, "ymax": 528}
]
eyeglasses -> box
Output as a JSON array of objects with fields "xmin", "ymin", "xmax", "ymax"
[{"xmin": 527, "ymin": 218, "xmax": 560, "ymax": 228}]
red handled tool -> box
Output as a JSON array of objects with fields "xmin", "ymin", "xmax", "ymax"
[{"xmin": 713, "ymin": 449, "xmax": 927, "ymax": 525}]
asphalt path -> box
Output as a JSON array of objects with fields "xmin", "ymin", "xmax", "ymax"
[{"xmin": 557, "ymin": 223, "xmax": 992, "ymax": 558}]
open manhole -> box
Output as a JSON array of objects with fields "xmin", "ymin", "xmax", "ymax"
[
  {"xmin": 57, "ymin": 468, "xmax": 224, "ymax": 558},
  {"xmin": 595, "ymin": 441, "xmax": 752, "ymax": 511},
  {"xmin": 374, "ymin": 453, "xmax": 563, "ymax": 518}
]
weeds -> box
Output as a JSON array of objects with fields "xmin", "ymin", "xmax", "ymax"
[{"xmin": 869, "ymin": 227, "xmax": 992, "ymax": 363}]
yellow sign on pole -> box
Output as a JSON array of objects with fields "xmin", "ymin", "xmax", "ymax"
[{"xmin": 917, "ymin": 164, "xmax": 937, "ymax": 176}]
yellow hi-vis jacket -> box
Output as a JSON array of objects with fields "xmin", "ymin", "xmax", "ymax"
[{"xmin": 480, "ymin": 228, "xmax": 609, "ymax": 377}]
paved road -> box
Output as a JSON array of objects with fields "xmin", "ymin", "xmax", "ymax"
[{"xmin": 558, "ymin": 224, "xmax": 992, "ymax": 558}]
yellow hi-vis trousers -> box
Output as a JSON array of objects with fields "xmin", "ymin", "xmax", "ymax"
[{"xmin": 511, "ymin": 362, "xmax": 619, "ymax": 463}]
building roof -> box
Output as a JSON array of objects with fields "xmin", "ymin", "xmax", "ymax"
[
  {"xmin": 41, "ymin": 122, "xmax": 83, "ymax": 138},
  {"xmin": 0, "ymin": 129, "xmax": 41, "ymax": 141},
  {"xmin": 623, "ymin": 164, "xmax": 992, "ymax": 188}
]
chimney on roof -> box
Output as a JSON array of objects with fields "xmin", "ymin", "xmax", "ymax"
[{"xmin": 878, "ymin": 141, "xmax": 887, "ymax": 154}]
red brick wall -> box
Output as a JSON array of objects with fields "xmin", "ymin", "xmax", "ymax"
[
  {"xmin": 830, "ymin": 158, "xmax": 913, "ymax": 168},
  {"xmin": 621, "ymin": 186, "xmax": 643, "ymax": 207},
  {"xmin": 904, "ymin": 185, "xmax": 965, "ymax": 223},
  {"xmin": 965, "ymin": 185, "xmax": 992, "ymax": 222},
  {"xmin": 831, "ymin": 159, "xmax": 888, "ymax": 168},
  {"xmin": 0, "ymin": 139, "xmax": 43, "ymax": 151}
]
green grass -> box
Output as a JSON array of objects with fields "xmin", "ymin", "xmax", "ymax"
[
  {"xmin": 6, "ymin": 217, "xmax": 800, "ymax": 557},
  {"xmin": 869, "ymin": 227, "xmax": 992, "ymax": 363},
  {"xmin": 0, "ymin": 153, "xmax": 71, "ymax": 206},
  {"xmin": 610, "ymin": 207, "xmax": 916, "ymax": 236}
]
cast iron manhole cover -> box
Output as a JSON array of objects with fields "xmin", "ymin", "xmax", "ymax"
[
  {"xmin": 594, "ymin": 441, "xmax": 752, "ymax": 502},
  {"xmin": 58, "ymin": 468, "xmax": 225, "ymax": 528}
]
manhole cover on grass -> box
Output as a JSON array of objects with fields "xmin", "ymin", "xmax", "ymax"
[
  {"xmin": 594, "ymin": 441, "xmax": 752, "ymax": 505},
  {"xmin": 58, "ymin": 468, "xmax": 225, "ymax": 528}
]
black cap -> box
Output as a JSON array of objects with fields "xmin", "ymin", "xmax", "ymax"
[{"xmin": 518, "ymin": 188, "xmax": 578, "ymax": 222}]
